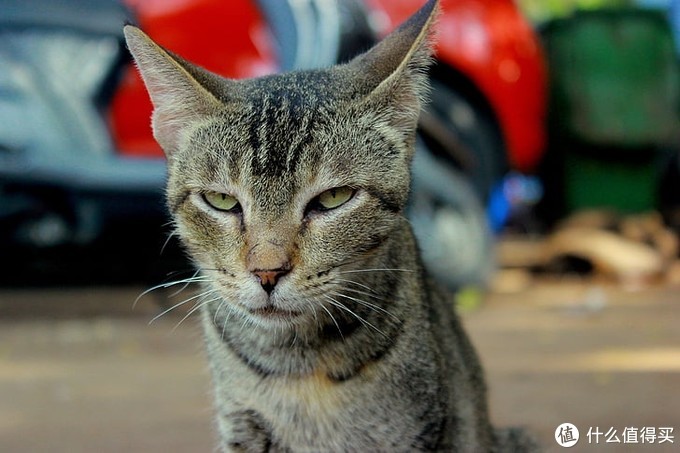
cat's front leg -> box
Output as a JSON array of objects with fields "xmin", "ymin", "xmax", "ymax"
[{"xmin": 217, "ymin": 408, "xmax": 286, "ymax": 453}]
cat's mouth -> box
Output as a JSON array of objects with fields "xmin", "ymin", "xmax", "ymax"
[{"xmin": 248, "ymin": 305, "xmax": 301, "ymax": 320}]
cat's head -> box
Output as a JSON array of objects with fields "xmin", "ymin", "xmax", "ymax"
[{"xmin": 125, "ymin": 0, "xmax": 438, "ymax": 329}]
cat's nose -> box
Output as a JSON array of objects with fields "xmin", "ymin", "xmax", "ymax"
[{"xmin": 253, "ymin": 268, "xmax": 289, "ymax": 295}]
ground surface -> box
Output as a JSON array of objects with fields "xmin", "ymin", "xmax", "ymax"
[{"xmin": 0, "ymin": 278, "xmax": 678, "ymax": 452}]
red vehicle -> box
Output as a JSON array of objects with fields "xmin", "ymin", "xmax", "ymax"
[{"xmin": 111, "ymin": 0, "xmax": 547, "ymax": 196}]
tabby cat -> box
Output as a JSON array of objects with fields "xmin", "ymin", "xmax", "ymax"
[{"xmin": 125, "ymin": 1, "xmax": 536, "ymax": 450}]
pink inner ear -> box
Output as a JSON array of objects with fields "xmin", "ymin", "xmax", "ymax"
[{"xmin": 152, "ymin": 109, "xmax": 187, "ymax": 155}]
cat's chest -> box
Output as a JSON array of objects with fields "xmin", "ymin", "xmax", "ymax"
[
  {"xmin": 230, "ymin": 359, "xmax": 382, "ymax": 447},
  {"xmin": 244, "ymin": 368, "xmax": 350, "ymax": 417}
]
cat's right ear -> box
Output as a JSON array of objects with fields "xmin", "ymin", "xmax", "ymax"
[
  {"xmin": 343, "ymin": 0, "xmax": 439, "ymax": 145},
  {"xmin": 123, "ymin": 26, "xmax": 223, "ymax": 156}
]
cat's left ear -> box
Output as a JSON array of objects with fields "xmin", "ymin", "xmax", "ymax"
[
  {"xmin": 349, "ymin": 0, "xmax": 439, "ymax": 135},
  {"xmin": 123, "ymin": 26, "xmax": 226, "ymax": 156}
]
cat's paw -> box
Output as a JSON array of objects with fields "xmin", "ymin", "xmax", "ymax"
[{"xmin": 219, "ymin": 409, "xmax": 277, "ymax": 453}]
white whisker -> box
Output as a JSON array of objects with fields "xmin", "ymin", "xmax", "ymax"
[
  {"xmin": 332, "ymin": 291, "xmax": 400, "ymax": 322},
  {"xmin": 221, "ymin": 305, "xmax": 235, "ymax": 341},
  {"xmin": 173, "ymin": 296, "xmax": 220, "ymax": 332},
  {"xmin": 341, "ymin": 287, "xmax": 386, "ymax": 302},
  {"xmin": 213, "ymin": 300, "xmax": 226, "ymax": 325},
  {"xmin": 308, "ymin": 301, "xmax": 319, "ymax": 326},
  {"xmin": 168, "ymin": 269, "xmax": 203, "ymax": 298},
  {"xmin": 318, "ymin": 300, "xmax": 345, "ymax": 341},
  {"xmin": 134, "ymin": 274, "xmax": 211, "ymax": 309},
  {"xmin": 160, "ymin": 230, "xmax": 179, "ymax": 255},
  {"xmin": 240, "ymin": 312, "xmax": 252, "ymax": 332},
  {"xmin": 335, "ymin": 278, "xmax": 380, "ymax": 295},
  {"xmin": 148, "ymin": 288, "xmax": 217, "ymax": 325},
  {"xmin": 324, "ymin": 295, "xmax": 387, "ymax": 338}
]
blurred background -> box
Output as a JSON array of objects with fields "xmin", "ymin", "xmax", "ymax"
[{"xmin": 0, "ymin": 0, "xmax": 679, "ymax": 451}]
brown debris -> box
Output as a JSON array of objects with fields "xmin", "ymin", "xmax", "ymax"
[{"xmin": 496, "ymin": 210, "xmax": 680, "ymax": 287}]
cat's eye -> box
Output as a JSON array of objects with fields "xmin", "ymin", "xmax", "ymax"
[
  {"xmin": 203, "ymin": 191, "xmax": 240, "ymax": 212},
  {"xmin": 312, "ymin": 186, "xmax": 355, "ymax": 212}
]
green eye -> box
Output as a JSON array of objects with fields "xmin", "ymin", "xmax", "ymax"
[
  {"xmin": 316, "ymin": 187, "xmax": 355, "ymax": 210},
  {"xmin": 203, "ymin": 191, "xmax": 240, "ymax": 212}
]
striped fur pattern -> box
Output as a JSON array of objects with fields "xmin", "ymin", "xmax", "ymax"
[{"xmin": 125, "ymin": 1, "xmax": 536, "ymax": 450}]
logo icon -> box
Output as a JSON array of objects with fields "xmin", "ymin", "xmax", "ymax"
[{"xmin": 555, "ymin": 423, "xmax": 580, "ymax": 447}]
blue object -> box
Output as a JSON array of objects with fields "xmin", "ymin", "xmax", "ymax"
[{"xmin": 487, "ymin": 172, "xmax": 543, "ymax": 232}]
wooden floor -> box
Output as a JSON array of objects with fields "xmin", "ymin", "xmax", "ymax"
[{"xmin": 0, "ymin": 278, "xmax": 678, "ymax": 452}]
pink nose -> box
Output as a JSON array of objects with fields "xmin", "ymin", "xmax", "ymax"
[{"xmin": 253, "ymin": 268, "xmax": 289, "ymax": 295}]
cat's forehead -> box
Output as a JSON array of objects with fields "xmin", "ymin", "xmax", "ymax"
[
  {"xmin": 229, "ymin": 72, "xmax": 337, "ymax": 181},
  {"xmin": 188, "ymin": 70, "xmax": 363, "ymax": 180}
]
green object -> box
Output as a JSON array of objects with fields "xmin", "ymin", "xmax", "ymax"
[
  {"xmin": 544, "ymin": 9, "xmax": 679, "ymax": 147},
  {"xmin": 518, "ymin": 0, "xmax": 631, "ymax": 24},
  {"xmin": 455, "ymin": 286, "xmax": 484, "ymax": 313},
  {"xmin": 565, "ymin": 152, "xmax": 657, "ymax": 213},
  {"xmin": 541, "ymin": 9, "xmax": 680, "ymax": 214}
]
